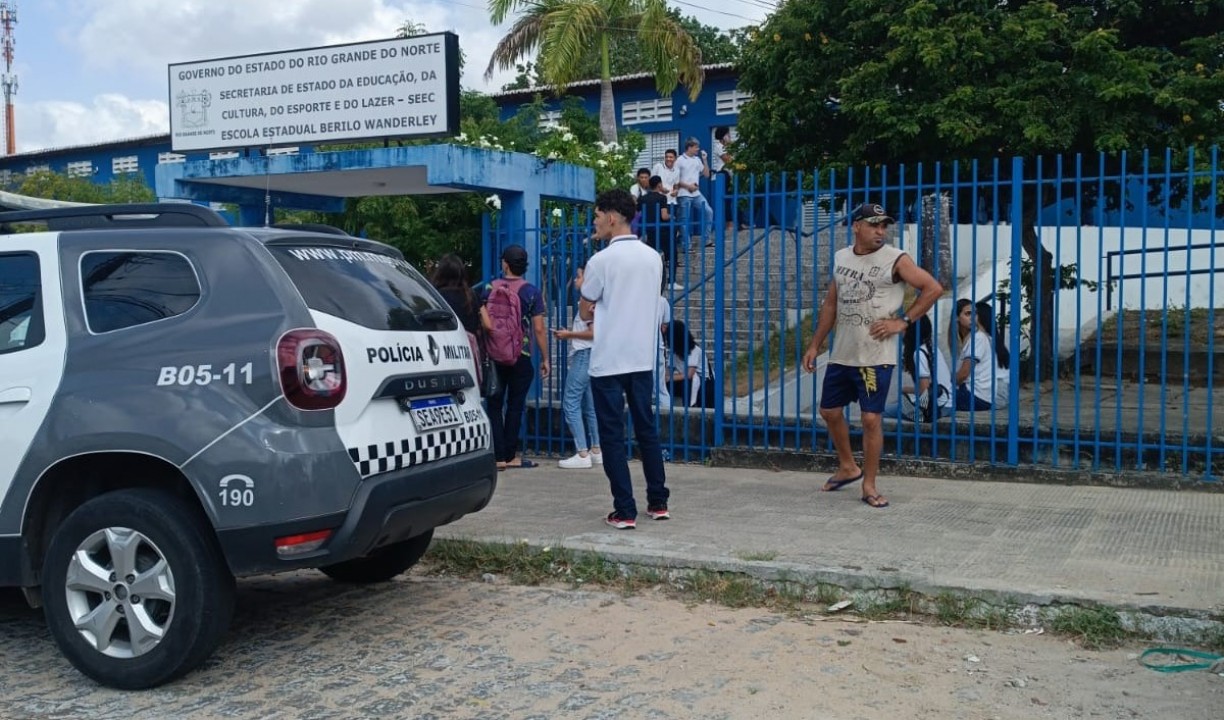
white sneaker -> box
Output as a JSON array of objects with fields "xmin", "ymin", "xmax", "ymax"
[
  {"xmin": 667, "ymin": 283, "xmax": 684, "ymax": 291},
  {"xmin": 590, "ymin": 451, "xmax": 603, "ymax": 465},
  {"xmin": 558, "ymin": 453, "xmax": 593, "ymax": 469}
]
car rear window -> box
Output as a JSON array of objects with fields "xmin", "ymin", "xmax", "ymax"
[{"xmin": 269, "ymin": 244, "xmax": 456, "ymax": 332}]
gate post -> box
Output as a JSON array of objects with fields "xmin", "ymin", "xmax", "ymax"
[
  {"xmin": 1008, "ymin": 157, "xmax": 1024, "ymax": 466},
  {"xmin": 712, "ymin": 173, "xmax": 726, "ymax": 450}
]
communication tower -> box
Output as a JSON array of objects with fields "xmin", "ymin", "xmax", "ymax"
[{"xmin": 0, "ymin": 2, "xmax": 16, "ymax": 155}]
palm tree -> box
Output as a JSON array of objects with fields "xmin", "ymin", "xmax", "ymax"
[{"xmin": 485, "ymin": 0, "xmax": 705, "ymax": 143}]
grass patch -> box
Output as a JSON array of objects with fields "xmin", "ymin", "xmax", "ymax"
[
  {"xmin": 1049, "ymin": 605, "xmax": 1129, "ymax": 649},
  {"xmin": 735, "ymin": 550, "xmax": 780, "ymax": 562},
  {"xmin": 1091, "ymin": 308, "xmax": 1223, "ymax": 346},
  {"xmin": 727, "ymin": 312, "xmax": 815, "ymax": 397},
  {"xmin": 932, "ymin": 592, "xmax": 1015, "ymax": 630},
  {"xmin": 1202, "ymin": 625, "xmax": 1224, "ymax": 654},
  {"xmin": 856, "ymin": 584, "xmax": 918, "ymax": 621},
  {"xmin": 812, "ymin": 583, "xmax": 843, "ymax": 606}
]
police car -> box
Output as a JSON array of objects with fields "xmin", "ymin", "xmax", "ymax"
[{"xmin": 0, "ymin": 204, "xmax": 495, "ymax": 689}]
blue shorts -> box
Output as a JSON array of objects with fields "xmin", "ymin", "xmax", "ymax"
[{"xmin": 820, "ymin": 363, "xmax": 894, "ymax": 415}]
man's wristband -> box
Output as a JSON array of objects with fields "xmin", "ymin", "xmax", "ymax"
[{"xmin": 897, "ymin": 311, "xmax": 913, "ymax": 326}]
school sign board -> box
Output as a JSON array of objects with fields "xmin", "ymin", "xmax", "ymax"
[{"xmin": 168, "ymin": 33, "xmax": 460, "ymax": 152}]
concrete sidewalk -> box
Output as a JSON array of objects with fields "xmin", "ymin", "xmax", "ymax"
[{"xmin": 438, "ymin": 461, "xmax": 1224, "ymax": 617}]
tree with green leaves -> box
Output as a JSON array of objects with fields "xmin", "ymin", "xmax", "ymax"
[
  {"xmin": 485, "ymin": 0, "xmax": 707, "ymax": 142},
  {"xmin": 17, "ymin": 170, "xmax": 155, "ymax": 204},
  {"xmin": 499, "ymin": 8, "xmax": 741, "ymax": 91},
  {"xmin": 735, "ymin": 0, "xmax": 1224, "ymax": 378}
]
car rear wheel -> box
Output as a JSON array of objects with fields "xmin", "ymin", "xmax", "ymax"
[
  {"xmin": 320, "ymin": 529, "xmax": 433, "ymax": 583},
  {"xmin": 41, "ymin": 489, "xmax": 235, "ymax": 689}
]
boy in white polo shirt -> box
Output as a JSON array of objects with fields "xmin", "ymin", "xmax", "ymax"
[{"xmin": 580, "ymin": 189, "xmax": 671, "ymax": 529}]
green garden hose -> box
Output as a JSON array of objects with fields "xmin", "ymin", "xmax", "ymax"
[{"xmin": 1138, "ymin": 647, "xmax": 1224, "ymax": 673}]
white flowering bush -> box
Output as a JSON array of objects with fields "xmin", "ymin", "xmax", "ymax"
[
  {"xmin": 534, "ymin": 126, "xmax": 644, "ymax": 194},
  {"xmin": 452, "ymin": 126, "xmax": 644, "ymax": 195}
]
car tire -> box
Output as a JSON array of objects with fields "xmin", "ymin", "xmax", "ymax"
[
  {"xmin": 320, "ymin": 529, "xmax": 434, "ymax": 583},
  {"xmin": 41, "ymin": 488, "xmax": 236, "ymax": 690}
]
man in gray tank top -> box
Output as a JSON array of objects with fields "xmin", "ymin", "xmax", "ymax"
[{"xmin": 801, "ymin": 203, "xmax": 943, "ymax": 508}]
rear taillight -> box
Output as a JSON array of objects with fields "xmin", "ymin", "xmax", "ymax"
[
  {"xmin": 275, "ymin": 529, "xmax": 333, "ymax": 557},
  {"xmin": 277, "ymin": 329, "xmax": 347, "ymax": 410}
]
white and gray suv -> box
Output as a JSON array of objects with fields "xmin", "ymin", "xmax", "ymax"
[{"xmin": 0, "ymin": 203, "xmax": 496, "ymax": 689}]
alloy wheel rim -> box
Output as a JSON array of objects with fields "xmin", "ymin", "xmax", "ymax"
[{"xmin": 63, "ymin": 527, "xmax": 177, "ymax": 658}]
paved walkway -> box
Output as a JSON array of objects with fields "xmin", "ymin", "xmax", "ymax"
[{"xmin": 438, "ymin": 462, "xmax": 1224, "ymax": 615}]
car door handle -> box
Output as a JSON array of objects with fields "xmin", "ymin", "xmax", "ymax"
[{"xmin": 0, "ymin": 387, "xmax": 32, "ymax": 405}]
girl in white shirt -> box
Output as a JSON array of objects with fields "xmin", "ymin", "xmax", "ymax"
[
  {"xmin": 667, "ymin": 320, "xmax": 717, "ymax": 408},
  {"xmin": 952, "ymin": 299, "xmax": 1010, "ymax": 411},
  {"xmin": 900, "ymin": 315, "xmax": 953, "ymax": 421}
]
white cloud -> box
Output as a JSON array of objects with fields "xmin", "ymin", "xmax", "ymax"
[
  {"xmin": 18, "ymin": 95, "xmax": 168, "ymax": 153},
  {"xmin": 68, "ymin": 0, "xmax": 513, "ymax": 94},
  {"xmin": 22, "ymin": 0, "xmax": 761, "ymax": 152}
]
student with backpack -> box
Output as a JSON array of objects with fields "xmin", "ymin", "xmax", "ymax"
[{"xmin": 480, "ymin": 245, "xmax": 549, "ymax": 470}]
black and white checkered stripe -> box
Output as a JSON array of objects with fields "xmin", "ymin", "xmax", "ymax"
[{"xmin": 347, "ymin": 423, "xmax": 490, "ymax": 479}]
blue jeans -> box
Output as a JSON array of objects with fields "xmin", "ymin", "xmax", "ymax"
[
  {"xmin": 591, "ymin": 371, "xmax": 669, "ymax": 519},
  {"xmin": 677, "ymin": 194, "xmax": 714, "ymax": 251},
  {"xmin": 562, "ymin": 349, "xmax": 599, "ymax": 452}
]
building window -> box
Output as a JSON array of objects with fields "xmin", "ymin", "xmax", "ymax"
[
  {"xmin": 715, "ymin": 90, "xmax": 753, "ymax": 115},
  {"xmin": 80, "ymin": 251, "xmax": 201, "ymax": 334},
  {"xmin": 209, "ymin": 151, "xmax": 239, "ymax": 160},
  {"xmin": 621, "ymin": 98, "xmax": 673, "ymax": 126},
  {"xmin": 25, "ymin": 165, "xmax": 50, "ymax": 175},
  {"xmin": 66, "ymin": 161, "xmax": 93, "ymax": 178},
  {"xmin": 266, "ymin": 146, "xmax": 300, "ymax": 156},
  {"xmin": 158, "ymin": 152, "xmax": 186, "ymax": 164},
  {"xmin": 0, "ymin": 170, "xmax": 12, "ymax": 186},
  {"xmin": 112, "ymin": 156, "xmax": 139, "ymax": 174},
  {"xmin": 634, "ymin": 132, "xmax": 680, "ymax": 173}
]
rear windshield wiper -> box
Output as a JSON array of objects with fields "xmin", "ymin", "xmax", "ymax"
[{"xmin": 415, "ymin": 309, "xmax": 454, "ymax": 324}]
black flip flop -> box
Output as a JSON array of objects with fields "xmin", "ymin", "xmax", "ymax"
[
  {"xmin": 821, "ymin": 473, "xmax": 863, "ymax": 492},
  {"xmin": 861, "ymin": 495, "xmax": 890, "ymax": 508}
]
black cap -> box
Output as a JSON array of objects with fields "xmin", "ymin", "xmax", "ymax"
[
  {"xmin": 501, "ymin": 244, "xmax": 528, "ymax": 264},
  {"xmin": 850, "ymin": 202, "xmax": 895, "ymax": 224}
]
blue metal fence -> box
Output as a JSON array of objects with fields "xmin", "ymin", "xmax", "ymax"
[{"xmin": 483, "ymin": 149, "xmax": 1222, "ymax": 479}]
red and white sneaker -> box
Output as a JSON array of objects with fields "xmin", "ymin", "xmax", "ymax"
[
  {"xmin": 646, "ymin": 505, "xmax": 671, "ymax": 520},
  {"xmin": 605, "ymin": 512, "xmax": 636, "ymax": 530}
]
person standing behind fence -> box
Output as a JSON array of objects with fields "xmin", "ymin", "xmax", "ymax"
[
  {"xmin": 553, "ymin": 262, "xmax": 602, "ymax": 469},
  {"xmin": 801, "ymin": 203, "xmax": 943, "ymax": 508},
  {"xmin": 712, "ymin": 126, "xmax": 736, "ymax": 236},
  {"xmin": 952, "ymin": 299, "xmax": 1010, "ymax": 411},
  {"xmin": 675, "ymin": 138, "xmax": 715, "ymax": 251},
  {"xmin": 638, "ymin": 176, "xmax": 680, "ymax": 290},
  {"xmin": 481, "ymin": 245, "xmax": 550, "ymax": 471},
  {"xmin": 653, "ymin": 149, "xmax": 682, "ymax": 263},
  {"xmin": 580, "ymin": 189, "xmax": 670, "ymax": 529}
]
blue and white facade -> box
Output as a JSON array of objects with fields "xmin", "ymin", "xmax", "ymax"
[
  {"xmin": 492, "ymin": 63, "xmax": 746, "ymax": 172},
  {"xmin": 0, "ymin": 64, "xmax": 745, "ymax": 195}
]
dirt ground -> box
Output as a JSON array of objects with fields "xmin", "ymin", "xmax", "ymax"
[{"xmin": 0, "ymin": 574, "xmax": 1219, "ymax": 720}]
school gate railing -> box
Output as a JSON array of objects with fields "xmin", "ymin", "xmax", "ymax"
[{"xmin": 482, "ymin": 149, "xmax": 1222, "ymax": 481}]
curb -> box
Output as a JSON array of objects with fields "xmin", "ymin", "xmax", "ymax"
[
  {"xmin": 435, "ymin": 531, "xmax": 1224, "ymax": 645},
  {"xmin": 711, "ymin": 448, "xmax": 1224, "ymax": 492}
]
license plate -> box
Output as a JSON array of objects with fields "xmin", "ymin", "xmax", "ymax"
[{"xmin": 403, "ymin": 395, "xmax": 462, "ymax": 433}]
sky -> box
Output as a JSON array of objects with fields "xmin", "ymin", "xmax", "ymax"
[{"xmin": 7, "ymin": 0, "xmax": 770, "ymax": 154}]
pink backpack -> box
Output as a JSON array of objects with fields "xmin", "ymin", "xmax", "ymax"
[{"xmin": 485, "ymin": 278, "xmax": 525, "ymax": 366}]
